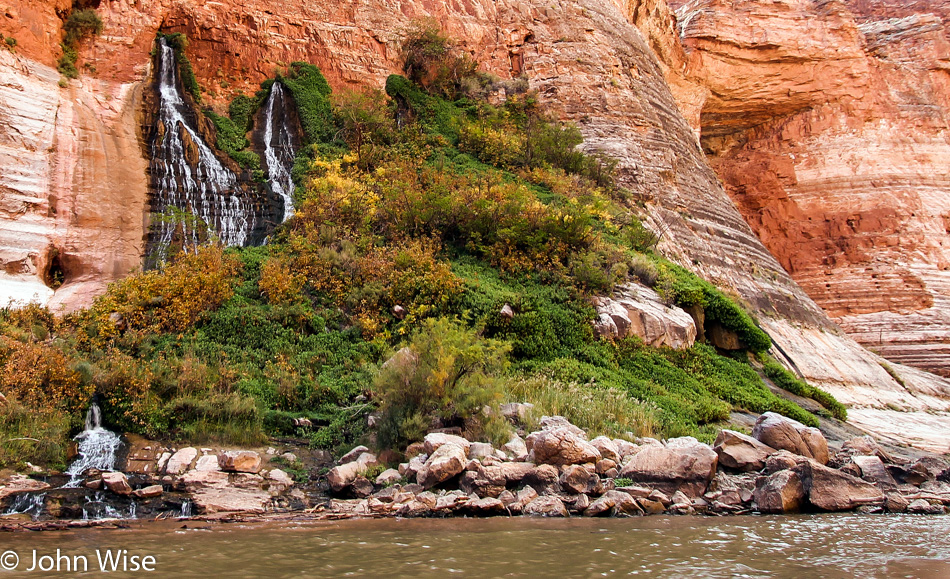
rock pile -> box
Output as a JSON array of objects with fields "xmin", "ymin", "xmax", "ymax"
[{"xmin": 322, "ymin": 412, "xmax": 950, "ymax": 518}]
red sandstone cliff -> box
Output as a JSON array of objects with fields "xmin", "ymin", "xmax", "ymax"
[
  {"xmin": 668, "ymin": 0, "xmax": 950, "ymax": 378},
  {"xmin": 1, "ymin": 0, "xmax": 949, "ymax": 450}
]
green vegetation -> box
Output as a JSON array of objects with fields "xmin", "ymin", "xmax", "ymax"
[
  {"xmin": 0, "ymin": 24, "xmax": 845, "ymax": 470},
  {"xmin": 759, "ymin": 354, "xmax": 847, "ymax": 421},
  {"xmin": 57, "ymin": 8, "xmax": 102, "ymax": 79},
  {"xmin": 2, "ymin": 36, "xmax": 16, "ymax": 51}
]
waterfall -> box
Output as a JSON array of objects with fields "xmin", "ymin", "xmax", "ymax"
[
  {"xmin": 4, "ymin": 492, "xmax": 46, "ymax": 520},
  {"xmin": 262, "ymin": 82, "xmax": 298, "ymax": 222},
  {"xmin": 63, "ymin": 403, "xmax": 123, "ymax": 488},
  {"xmin": 151, "ymin": 38, "xmax": 253, "ymax": 250},
  {"xmin": 82, "ymin": 491, "xmax": 137, "ymax": 521}
]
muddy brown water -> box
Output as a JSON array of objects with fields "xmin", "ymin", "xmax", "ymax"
[{"xmin": 0, "ymin": 515, "xmax": 948, "ymax": 578}]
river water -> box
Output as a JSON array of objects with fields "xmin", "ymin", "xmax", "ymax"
[{"xmin": 0, "ymin": 515, "xmax": 947, "ymax": 578}]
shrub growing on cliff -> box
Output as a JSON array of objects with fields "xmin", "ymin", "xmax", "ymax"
[
  {"xmin": 400, "ymin": 20, "xmax": 480, "ymax": 100},
  {"xmin": 374, "ymin": 317, "xmax": 511, "ymax": 448},
  {"xmin": 57, "ymin": 9, "xmax": 102, "ymax": 79}
]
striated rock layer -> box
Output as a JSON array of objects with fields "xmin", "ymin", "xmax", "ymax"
[
  {"xmin": 0, "ymin": 0, "xmax": 949, "ymax": 449},
  {"xmin": 670, "ymin": 0, "xmax": 950, "ymax": 378}
]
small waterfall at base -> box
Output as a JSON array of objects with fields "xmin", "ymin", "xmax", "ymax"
[
  {"xmin": 262, "ymin": 82, "xmax": 298, "ymax": 222},
  {"xmin": 150, "ymin": 37, "xmax": 254, "ymax": 251},
  {"xmin": 82, "ymin": 491, "xmax": 137, "ymax": 521},
  {"xmin": 4, "ymin": 492, "xmax": 46, "ymax": 520},
  {"xmin": 63, "ymin": 403, "xmax": 123, "ymax": 488}
]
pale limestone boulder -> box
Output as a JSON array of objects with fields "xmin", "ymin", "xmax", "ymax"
[
  {"xmin": 503, "ymin": 434, "xmax": 529, "ymax": 461},
  {"xmin": 101, "ymin": 472, "xmax": 132, "ymax": 495},
  {"xmin": 328, "ymin": 453, "xmax": 379, "ymax": 492},
  {"xmin": 590, "ymin": 436, "xmax": 620, "ymax": 462},
  {"xmin": 752, "ymin": 412, "xmax": 829, "ymax": 464},
  {"xmin": 133, "ymin": 484, "xmax": 164, "ymax": 499},
  {"xmin": 468, "ymin": 442, "xmax": 495, "ymax": 460},
  {"xmin": 338, "ymin": 445, "xmax": 370, "ymax": 465},
  {"xmin": 423, "ymin": 433, "xmax": 472, "ymax": 455},
  {"xmin": 753, "ymin": 469, "xmax": 805, "ymax": 513},
  {"xmin": 500, "ymin": 403, "xmax": 534, "ymax": 422},
  {"xmin": 612, "ymin": 439, "xmax": 639, "ymax": 460},
  {"xmin": 619, "ymin": 436, "xmax": 718, "ymax": 497},
  {"xmin": 375, "ymin": 468, "xmax": 402, "ymax": 486},
  {"xmin": 592, "ymin": 285, "xmax": 697, "ymax": 350},
  {"xmin": 267, "ymin": 469, "xmax": 295, "ymax": 491},
  {"xmin": 418, "ymin": 443, "xmax": 467, "ymax": 489},
  {"xmin": 714, "ymin": 429, "xmax": 776, "ymax": 472},
  {"xmin": 523, "ymin": 495, "xmax": 569, "ymax": 517},
  {"xmin": 527, "ymin": 427, "xmax": 601, "ymax": 466},
  {"xmin": 217, "ymin": 450, "xmax": 262, "ymax": 474},
  {"xmin": 538, "ymin": 416, "xmax": 587, "ymax": 438},
  {"xmin": 165, "ymin": 447, "xmax": 198, "ymax": 475},
  {"xmin": 195, "ymin": 454, "xmax": 221, "ymax": 472}
]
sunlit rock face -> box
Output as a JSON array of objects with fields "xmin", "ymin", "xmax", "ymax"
[{"xmin": 667, "ymin": 0, "xmax": 950, "ymax": 377}]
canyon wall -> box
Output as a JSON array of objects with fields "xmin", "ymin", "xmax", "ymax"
[
  {"xmin": 1, "ymin": 0, "xmax": 949, "ymax": 450},
  {"xmin": 670, "ymin": 0, "xmax": 950, "ymax": 378}
]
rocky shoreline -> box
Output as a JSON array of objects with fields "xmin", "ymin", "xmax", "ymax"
[{"xmin": 3, "ymin": 410, "xmax": 948, "ymax": 530}]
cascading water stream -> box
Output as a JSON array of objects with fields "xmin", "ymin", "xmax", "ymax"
[
  {"xmin": 151, "ymin": 38, "xmax": 253, "ymax": 249},
  {"xmin": 62, "ymin": 403, "xmax": 123, "ymax": 488},
  {"xmin": 262, "ymin": 82, "xmax": 298, "ymax": 222},
  {"xmin": 3, "ymin": 492, "xmax": 46, "ymax": 520}
]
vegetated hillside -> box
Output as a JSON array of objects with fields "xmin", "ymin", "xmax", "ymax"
[{"xmin": 0, "ymin": 27, "xmax": 844, "ymax": 470}]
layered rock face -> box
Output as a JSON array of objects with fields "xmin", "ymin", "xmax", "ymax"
[
  {"xmin": 670, "ymin": 0, "xmax": 950, "ymax": 377},
  {"xmin": 1, "ymin": 0, "xmax": 950, "ymax": 448}
]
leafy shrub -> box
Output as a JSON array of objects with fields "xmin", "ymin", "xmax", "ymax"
[
  {"xmin": 280, "ymin": 62, "xmax": 334, "ymax": 144},
  {"xmin": 331, "ymin": 88, "xmax": 395, "ymax": 169},
  {"xmin": 374, "ymin": 317, "xmax": 510, "ymax": 449},
  {"xmin": 400, "ymin": 20, "xmax": 480, "ymax": 100}
]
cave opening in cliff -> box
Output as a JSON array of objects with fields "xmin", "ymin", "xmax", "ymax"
[{"xmin": 44, "ymin": 248, "xmax": 66, "ymax": 290}]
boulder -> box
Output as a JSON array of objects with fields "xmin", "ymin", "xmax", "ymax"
[
  {"xmin": 613, "ymin": 439, "xmax": 638, "ymax": 460},
  {"xmin": 565, "ymin": 493, "xmax": 591, "ymax": 513},
  {"xmin": 503, "ymin": 434, "xmax": 529, "ymax": 461},
  {"xmin": 499, "ymin": 462, "xmax": 534, "ymax": 484},
  {"xmin": 506, "ymin": 487, "xmax": 539, "ymax": 514},
  {"xmin": 753, "ymin": 470, "xmax": 805, "ymax": 513},
  {"xmin": 351, "ymin": 476, "xmax": 375, "ymax": 498},
  {"xmin": 538, "ymin": 416, "xmax": 587, "ymax": 437},
  {"xmin": 375, "ymin": 468, "xmax": 403, "ymax": 486},
  {"xmin": 596, "ymin": 458, "xmax": 617, "ymax": 475},
  {"xmin": 842, "ymin": 436, "xmax": 893, "ymax": 462},
  {"xmin": 619, "ymin": 437, "xmax": 718, "ymax": 497},
  {"xmin": 195, "ymin": 454, "xmax": 222, "ymax": 472},
  {"xmin": 523, "ymin": 495, "xmax": 569, "ymax": 517},
  {"xmin": 794, "ymin": 460, "xmax": 885, "ymax": 511},
  {"xmin": 338, "ymin": 445, "xmax": 370, "ymax": 465},
  {"xmin": 714, "ymin": 430, "xmax": 776, "ymax": 472},
  {"xmin": 885, "ymin": 492, "xmax": 910, "ymax": 513},
  {"xmin": 417, "ymin": 443, "xmax": 467, "ymax": 489},
  {"xmin": 217, "ymin": 451, "xmax": 262, "ymax": 474},
  {"xmin": 851, "ymin": 455, "xmax": 897, "ymax": 487},
  {"xmin": 468, "ymin": 496, "xmax": 505, "ymax": 513},
  {"xmin": 590, "ymin": 436, "xmax": 620, "ymax": 462},
  {"xmin": 404, "ymin": 454, "xmax": 428, "ymax": 482},
  {"xmin": 165, "ymin": 447, "xmax": 198, "ymax": 475},
  {"xmin": 267, "ymin": 469, "xmax": 295, "ymax": 491},
  {"xmin": 752, "ymin": 413, "xmax": 829, "ymax": 464},
  {"xmin": 584, "ymin": 490, "xmax": 641, "ymax": 517},
  {"xmin": 907, "ymin": 499, "xmax": 944, "ymax": 515},
  {"xmin": 133, "ymin": 484, "xmax": 164, "ymax": 499},
  {"xmin": 593, "ymin": 288, "xmax": 697, "ymax": 349},
  {"xmin": 468, "ymin": 442, "xmax": 495, "ymax": 461},
  {"xmin": 560, "ymin": 465, "xmax": 602, "ymax": 495},
  {"xmin": 765, "ymin": 450, "xmax": 808, "ymax": 474},
  {"xmin": 328, "ymin": 453, "xmax": 380, "ymax": 492},
  {"xmin": 459, "ymin": 466, "xmax": 506, "ymax": 498},
  {"xmin": 527, "ymin": 427, "xmax": 601, "ymax": 466},
  {"xmin": 101, "ymin": 472, "xmax": 132, "ymax": 495},
  {"xmin": 423, "ymin": 433, "xmax": 472, "ymax": 455},
  {"xmin": 524, "ymin": 464, "xmax": 561, "ymax": 494}
]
